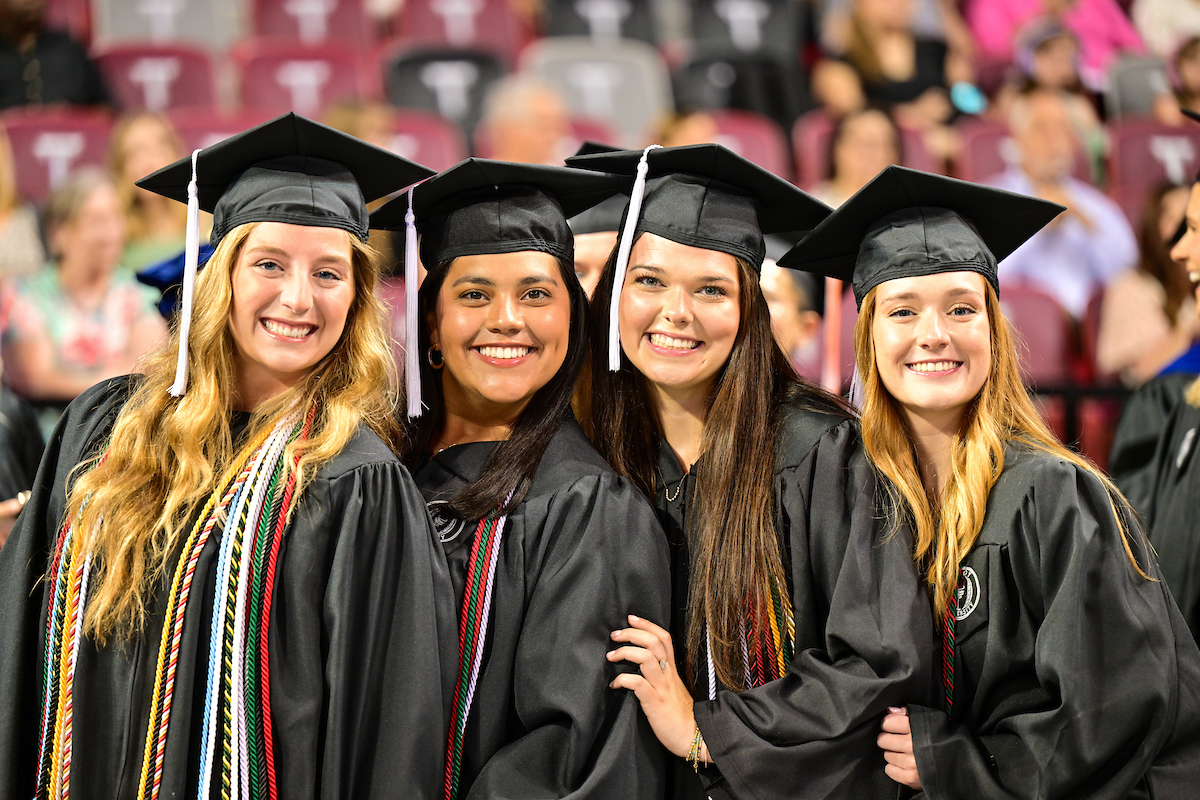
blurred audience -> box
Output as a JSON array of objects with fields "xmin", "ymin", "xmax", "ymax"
[
  {"xmin": 648, "ymin": 110, "xmax": 720, "ymax": 148},
  {"xmin": 967, "ymin": 0, "xmax": 1145, "ymax": 92},
  {"xmin": 812, "ymin": 0, "xmax": 968, "ymax": 165},
  {"xmin": 478, "ymin": 74, "xmax": 571, "ymax": 165},
  {"xmin": 1133, "ymin": 0, "xmax": 1200, "ymax": 62},
  {"xmin": 0, "ymin": 121, "xmax": 43, "ymax": 283},
  {"xmin": 1098, "ymin": 182, "xmax": 1199, "ymax": 385},
  {"xmin": 809, "ymin": 107, "xmax": 902, "ymax": 207},
  {"xmin": 109, "ymin": 112, "xmax": 189, "ymax": 273},
  {"xmin": 760, "ymin": 260, "xmax": 822, "ymax": 383},
  {"xmin": 820, "ymin": 0, "xmax": 976, "ymax": 62},
  {"xmin": 1156, "ymin": 36, "xmax": 1200, "ymax": 124},
  {"xmin": 1, "ymin": 168, "xmax": 165, "ymax": 434},
  {"xmin": 0, "ymin": 0, "xmax": 108, "ymax": 110},
  {"xmin": 988, "ymin": 88, "xmax": 1137, "ymax": 319}
]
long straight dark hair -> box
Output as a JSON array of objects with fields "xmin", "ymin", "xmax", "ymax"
[
  {"xmin": 399, "ymin": 251, "xmax": 588, "ymax": 521},
  {"xmin": 586, "ymin": 236, "xmax": 853, "ymax": 690}
]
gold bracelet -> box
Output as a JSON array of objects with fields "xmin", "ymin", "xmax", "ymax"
[{"xmin": 686, "ymin": 726, "xmax": 705, "ymax": 772}]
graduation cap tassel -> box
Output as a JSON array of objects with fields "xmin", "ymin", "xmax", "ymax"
[
  {"xmin": 168, "ymin": 149, "xmax": 203, "ymax": 398},
  {"xmin": 608, "ymin": 144, "xmax": 660, "ymax": 371},
  {"xmin": 404, "ymin": 187, "xmax": 422, "ymax": 419}
]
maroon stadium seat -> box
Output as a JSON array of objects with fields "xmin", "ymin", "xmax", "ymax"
[
  {"xmin": 1107, "ymin": 118, "xmax": 1200, "ymax": 224},
  {"xmin": 1, "ymin": 109, "xmax": 112, "ymax": 203},
  {"xmin": 251, "ymin": 0, "xmax": 372, "ymax": 44},
  {"xmin": 94, "ymin": 44, "xmax": 215, "ymax": 113},
  {"xmin": 791, "ymin": 109, "xmax": 934, "ymax": 191},
  {"xmin": 394, "ymin": 0, "xmax": 532, "ymax": 66},
  {"xmin": 167, "ymin": 108, "xmax": 277, "ymax": 152},
  {"xmin": 391, "ymin": 109, "xmax": 469, "ymax": 171},
  {"xmin": 45, "ymin": 0, "xmax": 92, "ymax": 46},
  {"xmin": 709, "ymin": 109, "xmax": 791, "ymax": 181},
  {"xmin": 999, "ymin": 284, "xmax": 1073, "ymax": 386},
  {"xmin": 233, "ymin": 38, "xmax": 374, "ymax": 118},
  {"xmin": 953, "ymin": 117, "xmax": 1091, "ymax": 185}
]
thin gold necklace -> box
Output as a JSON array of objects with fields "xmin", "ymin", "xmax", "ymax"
[{"xmin": 661, "ymin": 470, "xmax": 683, "ymax": 502}]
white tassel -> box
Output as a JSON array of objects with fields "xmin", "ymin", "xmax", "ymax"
[
  {"xmin": 608, "ymin": 144, "xmax": 660, "ymax": 371},
  {"xmin": 404, "ymin": 187, "xmax": 422, "ymax": 419},
  {"xmin": 168, "ymin": 149, "xmax": 203, "ymax": 397}
]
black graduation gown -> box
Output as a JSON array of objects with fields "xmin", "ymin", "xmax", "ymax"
[
  {"xmin": 413, "ymin": 419, "xmax": 671, "ymax": 799},
  {"xmin": 908, "ymin": 444, "xmax": 1200, "ymax": 800},
  {"xmin": 1109, "ymin": 371, "xmax": 1196, "ymax": 518},
  {"xmin": 0, "ymin": 376, "xmax": 452, "ymax": 800},
  {"xmin": 655, "ymin": 406, "xmax": 934, "ymax": 800},
  {"xmin": 1142, "ymin": 391, "xmax": 1200, "ymax": 640},
  {"xmin": 0, "ymin": 385, "xmax": 44, "ymax": 501}
]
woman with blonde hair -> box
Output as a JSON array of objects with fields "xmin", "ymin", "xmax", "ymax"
[
  {"xmin": 781, "ymin": 165, "xmax": 1200, "ymax": 798},
  {"xmin": 0, "ymin": 114, "xmax": 451, "ymax": 800}
]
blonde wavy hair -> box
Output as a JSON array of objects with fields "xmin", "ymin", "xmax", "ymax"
[
  {"xmin": 1187, "ymin": 375, "xmax": 1200, "ymax": 409},
  {"xmin": 855, "ymin": 281, "xmax": 1150, "ymax": 618},
  {"xmin": 65, "ymin": 222, "xmax": 400, "ymax": 643}
]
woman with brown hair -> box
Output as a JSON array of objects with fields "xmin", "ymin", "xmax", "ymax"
[
  {"xmin": 571, "ymin": 143, "xmax": 933, "ymax": 800},
  {"xmin": 0, "ymin": 114, "xmax": 451, "ymax": 800},
  {"xmin": 781, "ymin": 165, "xmax": 1200, "ymax": 797}
]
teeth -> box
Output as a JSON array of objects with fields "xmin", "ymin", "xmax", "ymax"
[
  {"xmin": 908, "ymin": 361, "xmax": 961, "ymax": 373},
  {"xmin": 263, "ymin": 320, "xmax": 314, "ymax": 338},
  {"xmin": 649, "ymin": 333, "xmax": 698, "ymax": 350},
  {"xmin": 477, "ymin": 345, "xmax": 531, "ymax": 359}
]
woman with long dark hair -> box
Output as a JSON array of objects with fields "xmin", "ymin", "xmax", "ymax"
[
  {"xmin": 781, "ymin": 165, "xmax": 1200, "ymax": 797},
  {"xmin": 571, "ymin": 143, "xmax": 933, "ymax": 800},
  {"xmin": 0, "ymin": 114, "xmax": 451, "ymax": 800},
  {"xmin": 371, "ymin": 159, "xmax": 670, "ymax": 800}
]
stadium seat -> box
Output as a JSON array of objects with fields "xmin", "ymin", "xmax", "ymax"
[
  {"xmin": 541, "ymin": 0, "xmax": 658, "ymax": 46},
  {"xmin": 998, "ymin": 284, "xmax": 1073, "ymax": 387},
  {"xmin": 675, "ymin": 51, "xmax": 808, "ymax": 132},
  {"xmin": 952, "ymin": 117, "xmax": 1091, "ymax": 184},
  {"xmin": 791, "ymin": 109, "xmax": 934, "ymax": 190},
  {"xmin": 1106, "ymin": 118, "xmax": 1200, "ymax": 223},
  {"xmin": 384, "ymin": 47, "xmax": 507, "ymax": 142},
  {"xmin": 520, "ymin": 36, "xmax": 672, "ymax": 148},
  {"xmin": 394, "ymin": 0, "xmax": 532, "ymax": 66},
  {"xmin": 707, "ymin": 109, "xmax": 791, "ymax": 180},
  {"xmin": 1, "ymin": 109, "xmax": 112, "ymax": 203},
  {"xmin": 91, "ymin": 0, "xmax": 242, "ymax": 51},
  {"xmin": 45, "ymin": 0, "xmax": 92, "ymax": 47},
  {"xmin": 391, "ymin": 109, "xmax": 469, "ymax": 170},
  {"xmin": 234, "ymin": 38, "xmax": 373, "ymax": 118},
  {"xmin": 251, "ymin": 0, "xmax": 372, "ymax": 44},
  {"xmin": 94, "ymin": 44, "xmax": 215, "ymax": 113},
  {"xmin": 167, "ymin": 107, "xmax": 277, "ymax": 152},
  {"xmin": 1105, "ymin": 55, "xmax": 1171, "ymax": 120},
  {"xmin": 690, "ymin": 0, "xmax": 803, "ymax": 64}
]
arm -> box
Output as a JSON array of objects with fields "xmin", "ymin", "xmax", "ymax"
[
  {"xmin": 467, "ymin": 475, "xmax": 671, "ymax": 799},
  {"xmin": 910, "ymin": 463, "xmax": 1181, "ymax": 799},
  {"xmin": 694, "ymin": 422, "xmax": 935, "ymax": 800}
]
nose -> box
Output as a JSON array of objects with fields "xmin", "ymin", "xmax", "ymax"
[
  {"xmin": 280, "ymin": 268, "xmax": 313, "ymax": 314},
  {"xmin": 487, "ymin": 292, "xmax": 524, "ymax": 334},
  {"xmin": 916, "ymin": 309, "xmax": 950, "ymax": 349},
  {"xmin": 660, "ymin": 285, "xmax": 693, "ymax": 328},
  {"xmin": 1171, "ymin": 228, "xmax": 1192, "ymax": 266}
]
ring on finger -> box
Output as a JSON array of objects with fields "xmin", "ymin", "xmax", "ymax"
[{"xmin": 658, "ymin": 659, "xmax": 668, "ymax": 672}]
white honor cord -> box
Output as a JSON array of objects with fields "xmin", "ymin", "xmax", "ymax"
[
  {"xmin": 404, "ymin": 186, "xmax": 423, "ymax": 418},
  {"xmin": 607, "ymin": 144, "xmax": 661, "ymax": 371},
  {"xmin": 168, "ymin": 148, "xmax": 203, "ymax": 397}
]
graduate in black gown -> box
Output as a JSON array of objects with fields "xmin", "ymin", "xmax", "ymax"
[
  {"xmin": 0, "ymin": 113, "xmax": 452, "ymax": 800},
  {"xmin": 570, "ymin": 144, "xmax": 934, "ymax": 800},
  {"xmin": 370, "ymin": 159, "xmax": 671, "ymax": 799},
  {"xmin": 781, "ymin": 165, "xmax": 1200, "ymax": 798}
]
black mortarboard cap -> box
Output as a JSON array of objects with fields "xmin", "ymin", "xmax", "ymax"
[
  {"xmin": 567, "ymin": 141, "xmax": 627, "ymax": 235},
  {"xmin": 567, "ymin": 143, "xmax": 831, "ymax": 270},
  {"xmin": 777, "ymin": 166, "xmax": 1064, "ymax": 309},
  {"xmin": 137, "ymin": 112, "xmax": 435, "ymax": 248},
  {"xmin": 370, "ymin": 158, "xmax": 627, "ymax": 266}
]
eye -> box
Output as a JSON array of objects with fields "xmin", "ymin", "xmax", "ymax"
[
  {"xmin": 633, "ymin": 274, "xmax": 662, "ymax": 288},
  {"xmin": 255, "ymin": 259, "xmax": 282, "ymax": 272},
  {"xmin": 950, "ymin": 304, "xmax": 978, "ymax": 317},
  {"xmin": 460, "ymin": 289, "xmax": 488, "ymax": 302},
  {"xmin": 887, "ymin": 308, "xmax": 915, "ymax": 318},
  {"xmin": 315, "ymin": 268, "xmax": 344, "ymax": 282},
  {"xmin": 524, "ymin": 287, "xmax": 551, "ymax": 301},
  {"xmin": 698, "ymin": 284, "xmax": 727, "ymax": 298}
]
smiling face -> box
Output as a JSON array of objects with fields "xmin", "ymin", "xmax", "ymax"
[
  {"xmin": 431, "ymin": 250, "xmax": 572, "ymax": 424},
  {"xmin": 1170, "ymin": 184, "xmax": 1200, "ymax": 314},
  {"xmin": 617, "ymin": 233, "xmax": 741, "ymax": 405},
  {"xmin": 871, "ymin": 271, "xmax": 992, "ymax": 432},
  {"xmin": 228, "ymin": 222, "xmax": 356, "ymax": 408}
]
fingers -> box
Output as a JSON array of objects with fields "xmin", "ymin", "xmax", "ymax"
[
  {"xmin": 609, "ymin": 672, "xmax": 648, "ymax": 693},
  {"xmin": 882, "ymin": 749, "xmax": 917, "ymax": 770},
  {"xmin": 880, "ymin": 712, "xmax": 912, "ymax": 735},
  {"xmin": 610, "ymin": 624, "xmax": 672, "ymax": 668},
  {"xmin": 876, "ymin": 732, "xmax": 913, "ymax": 754},
  {"xmin": 883, "ymin": 763, "xmax": 922, "ymax": 791},
  {"xmin": 607, "ymin": 645, "xmax": 657, "ymax": 667},
  {"xmin": 626, "ymin": 614, "xmax": 670, "ymax": 640},
  {"xmin": 0, "ymin": 498, "xmax": 23, "ymax": 519}
]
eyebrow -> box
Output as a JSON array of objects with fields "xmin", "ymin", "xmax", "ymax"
[
  {"xmin": 451, "ymin": 272, "xmax": 561, "ymax": 288},
  {"xmin": 244, "ymin": 246, "xmax": 350, "ymax": 266},
  {"xmin": 881, "ymin": 286, "xmax": 982, "ymax": 303},
  {"xmin": 630, "ymin": 264, "xmax": 734, "ymax": 283}
]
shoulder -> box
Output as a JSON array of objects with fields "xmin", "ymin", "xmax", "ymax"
[
  {"xmin": 525, "ymin": 418, "xmax": 621, "ymax": 498},
  {"xmin": 312, "ymin": 423, "xmax": 403, "ymax": 481},
  {"xmin": 775, "ymin": 402, "xmax": 858, "ymax": 472},
  {"xmin": 992, "ymin": 442, "xmax": 1127, "ymax": 539}
]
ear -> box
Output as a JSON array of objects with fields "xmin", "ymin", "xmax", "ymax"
[{"xmin": 426, "ymin": 309, "xmax": 439, "ymax": 350}]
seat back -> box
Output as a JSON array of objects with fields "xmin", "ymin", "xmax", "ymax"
[
  {"xmin": 91, "ymin": 0, "xmax": 242, "ymax": 50},
  {"xmin": 167, "ymin": 107, "xmax": 277, "ymax": 152},
  {"xmin": 235, "ymin": 38, "xmax": 372, "ymax": 118},
  {"xmin": 45, "ymin": 0, "xmax": 93, "ymax": 47},
  {"xmin": 541, "ymin": 0, "xmax": 657, "ymax": 45},
  {"xmin": 952, "ymin": 117, "xmax": 1091, "ymax": 184},
  {"xmin": 791, "ymin": 109, "xmax": 933, "ymax": 189},
  {"xmin": 675, "ymin": 51, "xmax": 808, "ymax": 131},
  {"xmin": 251, "ymin": 0, "xmax": 372, "ymax": 44},
  {"xmin": 2, "ymin": 109, "xmax": 112, "ymax": 203},
  {"xmin": 94, "ymin": 44, "xmax": 215, "ymax": 112},
  {"xmin": 390, "ymin": 109, "xmax": 470, "ymax": 170},
  {"xmin": 1106, "ymin": 118, "xmax": 1200, "ymax": 223},
  {"xmin": 395, "ymin": 0, "xmax": 532, "ymax": 65},
  {"xmin": 520, "ymin": 37, "xmax": 672, "ymax": 147},
  {"xmin": 1105, "ymin": 55, "xmax": 1171, "ymax": 119},
  {"xmin": 998, "ymin": 284, "xmax": 1073, "ymax": 385},
  {"xmin": 384, "ymin": 47, "xmax": 508, "ymax": 142},
  {"xmin": 707, "ymin": 109, "xmax": 790, "ymax": 179},
  {"xmin": 690, "ymin": 0, "xmax": 802, "ymax": 63}
]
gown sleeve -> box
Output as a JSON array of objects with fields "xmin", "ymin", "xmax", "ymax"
[
  {"xmin": 695, "ymin": 419, "xmax": 935, "ymax": 800},
  {"xmin": 465, "ymin": 473, "xmax": 671, "ymax": 800},
  {"xmin": 268, "ymin": 454, "xmax": 453, "ymax": 800},
  {"xmin": 0, "ymin": 377, "xmax": 132, "ymax": 800},
  {"xmin": 908, "ymin": 457, "xmax": 1189, "ymax": 800}
]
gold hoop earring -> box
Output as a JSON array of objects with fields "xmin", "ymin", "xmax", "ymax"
[{"xmin": 427, "ymin": 346, "xmax": 444, "ymax": 369}]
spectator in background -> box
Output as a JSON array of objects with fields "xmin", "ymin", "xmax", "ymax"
[
  {"xmin": 648, "ymin": 109, "xmax": 720, "ymax": 147},
  {"xmin": 0, "ymin": 121, "xmax": 43, "ymax": 283},
  {"xmin": 1, "ymin": 168, "xmax": 165, "ymax": 434},
  {"xmin": 760, "ymin": 259, "xmax": 823, "ymax": 382},
  {"xmin": 108, "ymin": 112, "xmax": 188, "ymax": 273},
  {"xmin": 967, "ymin": 0, "xmax": 1144, "ymax": 92},
  {"xmin": 1098, "ymin": 182, "xmax": 1199, "ymax": 386},
  {"xmin": 1156, "ymin": 37, "xmax": 1200, "ymax": 124},
  {"xmin": 988, "ymin": 88, "xmax": 1137, "ymax": 320},
  {"xmin": 1134, "ymin": 0, "xmax": 1200, "ymax": 62},
  {"xmin": 811, "ymin": 0, "xmax": 968, "ymax": 166},
  {"xmin": 0, "ymin": 0, "xmax": 108, "ymax": 110},
  {"xmin": 478, "ymin": 74, "xmax": 571, "ymax": 165},
  {"xmin": 809, "ymin": 106, "xmax": 902, "ymax": 206}
]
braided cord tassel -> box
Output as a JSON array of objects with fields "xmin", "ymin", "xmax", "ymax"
[{"xmin": 942, "ymin": 568, "xmax": 961, "ymax": 716}]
